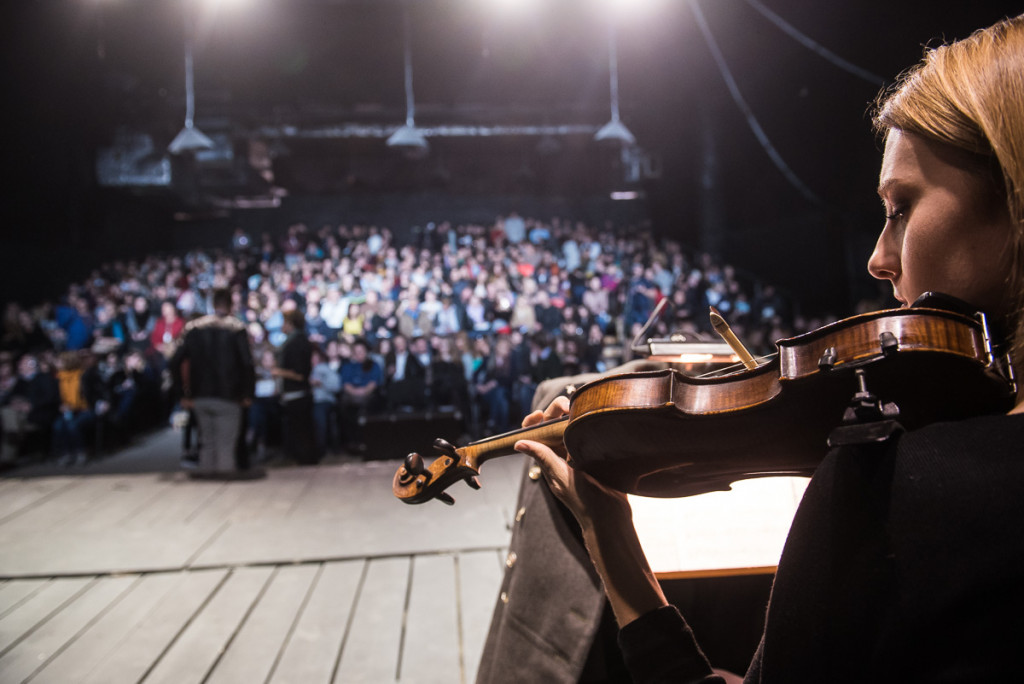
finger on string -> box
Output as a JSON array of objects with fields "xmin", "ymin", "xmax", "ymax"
[
  {"xmin": 543, "ymin": 395, "xmax": 570, "ymax": 421},
  {"xmin": 521, "ymin": 409, "xmax": 545, "ymax": 428}
]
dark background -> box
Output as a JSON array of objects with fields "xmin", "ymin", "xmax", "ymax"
[{"xmin": 2, "ymin": 0, "xmax": 1020, "ymax": 316}]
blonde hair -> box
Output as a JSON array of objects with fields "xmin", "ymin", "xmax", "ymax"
[{"xmin": 873, "ymin": 15, "xmax": 1024, "ymax": 353}]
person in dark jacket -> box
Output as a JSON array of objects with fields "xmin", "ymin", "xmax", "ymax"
[
  {"xmin": 274, "ymin": 307, "xmax": 317, "ymax": 464},
  {"xmin": 1, "ymin": 353, "xmax": 60, "ymax": 462},
  {"xmin": 171, "ymin": 288, "xmax": 257, "ymax": 478},
  {"xmin": 510, "ymin": 15, "xmax": 1024, "ymax": 684}
]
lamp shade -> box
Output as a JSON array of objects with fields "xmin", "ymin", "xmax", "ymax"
[
  {"xmin": 168, "ymin": 125, "xmax": 214, "ymax": 155},
  {"xmin": 386, "ymin": 125, "xmax": 429, "ymax": 150},
  {"xmin": 594, "ymin": 119, "xmax": 636, "ymax": 145}
]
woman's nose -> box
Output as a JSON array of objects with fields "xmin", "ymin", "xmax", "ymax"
[{"xmin": 867, "ymin": 227, "xmax": 900, "ymax": 283}]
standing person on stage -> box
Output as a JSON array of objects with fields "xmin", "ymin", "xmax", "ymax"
[
  {"xmin": 274, "ymin": 308, "xmax": 317, "ymax": 464},
  {"xmin": 510, "ymin": 16, "xmax": 1024, "ymax": 683},
  {"xmin": 171, "ymin": 287, "xmax": 257, "ymax": 479}
]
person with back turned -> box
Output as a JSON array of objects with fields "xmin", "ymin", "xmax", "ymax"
[
  {"xmin": 171, "ymin": 287, "xmax": 259, "ymax": 479},
  {"xmin": 508, "ymin": 15, "xmax": 1024, "ymax": 683}
]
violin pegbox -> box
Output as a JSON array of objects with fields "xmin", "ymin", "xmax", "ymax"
[{"xmin": 393, "ymin": 438, "xmax": 481, "ymax": 505}]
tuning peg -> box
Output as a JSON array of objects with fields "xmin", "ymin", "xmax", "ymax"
[
  {"xmin": 434, "ymin": 438, "xmax": 458, "ymax": 458},
  {"xmin": 436, "ymin": 492, "xmax": 456, "ymax": 505},
  {"xmin": 404, "ymin": 452, "xmax": 427, "ymax": 477},
  {"xmin": 465, "ymin": 476, "xmax": 482, "ymax": 490}
]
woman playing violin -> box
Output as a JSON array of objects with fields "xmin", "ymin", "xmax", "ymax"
[{"xmin": 515, "ymin": 15, "xmax": 1024, "ymax": 683}]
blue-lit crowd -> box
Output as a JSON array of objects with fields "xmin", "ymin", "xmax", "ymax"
[{"xmin": 0, "ymin": 215, "xmax": 816, "ymax": 466}]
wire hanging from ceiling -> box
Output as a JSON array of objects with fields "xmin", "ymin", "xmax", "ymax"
[
  {"xmin": 688, "ymin": 0, "xmax": 827, "ymax": 208},
  {"xmin": 741, "ymin": 0, "xmax": 887, "ymax": 87}
]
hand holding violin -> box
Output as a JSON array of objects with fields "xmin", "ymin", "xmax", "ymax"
[
  {"xmin": 513, "ymin": 396, "xmax": 631, "ymax": 531},
  {"xmin": 515, "ymin": 395, "xmax": 670, "ymax": 627}
]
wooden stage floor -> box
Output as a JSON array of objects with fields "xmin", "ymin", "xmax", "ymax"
[{"xmin": 0, "ymin": 430, "xmax": 523, "ymax": 684}]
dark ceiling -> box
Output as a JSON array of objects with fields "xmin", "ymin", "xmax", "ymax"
[{"xmin": 2, "ymin": 0, "xmax": 1021, "ymax": 309}]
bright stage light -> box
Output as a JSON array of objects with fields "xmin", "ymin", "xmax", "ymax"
[
  {"xmin": 201, "ymin": 0, "xmax": 252, "ymax": 9},
  {"xmin": 605, "ymin": 0, "xmax": 666, "ymax": 19},
  {"xmin": 483, "ymin": 0, "xmax": 542, "ymax": 14}
]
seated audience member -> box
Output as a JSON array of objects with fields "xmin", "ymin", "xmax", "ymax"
[
  {"xmin": 124, "ymin": 295, "xmax": 157, "ymax": 352},
  {"xmin": 52, "ymin": 351, "xmax": 107, "ymax": 466},
  {"xmin": 434, "ymin": 295, "xmax": 465, "ymax": 336},
  {"xmin": 1, "ymin": 305, "xmax": 51, "ymax": 355},
  {"xmin": 1, "ymin": 353, "xmax": 59, "ymax": 462},
  {"xmin": 305, "ymin": 301, "xmax": 332, "ymax": 346},
  {"xmin": 93, "ymin": 301, "xmax": 127, "ymax": 353},
  {"xmin": 410, "ymin": 335, "xmax": 434, "ymax": 406},
  {"xmin": 339, "ymin": 338, "xmax": 382, "ymax": 453},
  {"xmin": 310, "ymin": 346, "xmax": 342, "ymax": 457},
  {"xmin": 515, "ymin": 333, "xmax": 563, "ymax": 418},
  {"xmin": 97, "ymin": 352, "xmax": 133, "ymax": 432},
  {"xmin": 430, "ymin": 335, "xmax": 470, "ymax": 417},
  {"xmin": 55, "ymin": 295, "xmax": 95, "ymax": 352},
  {"xmin": 150, "ymin": 301, "xmax": 185, "ymax": 359},
  {"xmin": 472, "ymin": 336, "xmax": 515, "ymax": 434},
  {"xmin": 385, "ymin": 334, "xmax": 426, "ymax": 411},
  {"xmin": 342, "ymin": 302, "xmax": 366, "ymax": 337},
  {"xmin": 319, "ymin": 285, "xmax": 348, "ymax": 334}
]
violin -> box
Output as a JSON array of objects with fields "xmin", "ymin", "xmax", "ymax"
[{"xmin": 393, "ymin": 297, "xmax": 1016, "ymax": 505}]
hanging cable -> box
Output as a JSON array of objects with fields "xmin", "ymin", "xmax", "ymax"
[
  {"xmin": 688, "ymin": 0, "xmax": 827, "ymax": 208},
  {"xmin": 741, "ymin": 0, "xmax": 887, "ymax": 87}
]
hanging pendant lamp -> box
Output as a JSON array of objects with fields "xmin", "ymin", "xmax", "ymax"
[
  {"xmin": 387, "ymin": 6, "xmax": 429, "ymax": 154},
  {"xmin": 169, "ymin": 7, "xmax": 213, "ymax": 154},
  {"xmin": 594, "ymin": 19, "xmax": 636, "ymax": 146}
]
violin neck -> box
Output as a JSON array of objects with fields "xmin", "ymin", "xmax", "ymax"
[{"xmin": 459, "ymin": 416, "xmax": 568, "ymax": 470}]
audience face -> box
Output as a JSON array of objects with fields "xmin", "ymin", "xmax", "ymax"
[
  {"xmin": 161, "ymin": 302, "xmax": 177, "ymax": 322},
  {"xmin": 17, "ymin": 355, "xmax": 38, "ymax": 379}
]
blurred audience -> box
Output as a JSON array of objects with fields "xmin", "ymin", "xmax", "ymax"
[{"xmin": 1, "ymin": 214, "xmax": 834, "ymax": 466}]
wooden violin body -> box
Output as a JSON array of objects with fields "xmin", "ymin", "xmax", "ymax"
[{"xmin": 394, "ymin": 304, "xmax": 1016, "ymax": 504}]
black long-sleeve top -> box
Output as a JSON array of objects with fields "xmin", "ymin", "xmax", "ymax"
[{"xmin": 619, "ymin": 413, "xmax": 1024, "ymax": 683}]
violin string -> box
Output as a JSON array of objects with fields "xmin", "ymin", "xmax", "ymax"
[{"xmin": 693, "ymin": 353, "xmax": 776, "ymax": 379}]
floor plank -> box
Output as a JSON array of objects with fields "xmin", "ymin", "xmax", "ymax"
[
  {"xmin": 268, "ymin": 560, "xmax": 364, "ymax": 684},
  {"xmin": 401, "ymin": 554, "xmax": 462, "ymax": 684},
  {"xmin": 0, "ymin": 577, "xmax": 94, "ymax": 656},
  {"xmin": 78, "ymin": 569, "xmax": 228, "ymax": 684},
  {"xmin": 0, "ymin": 477, "xmax": 125, "ymax": 533},
  {"xmin": 0, "ymin": 578, "xmax": 48, "ymax": 618},
  {"xmin": 334, "ymin": 556, "xmax": 410, "ymax": 683},
  {"xmin": 0, "ymin": 452, "xmax": 522, "ymax": 684},
  {"xmin": 457, "ymin": 550, "xmax": 505, "ymax": 682},
  {"xmin": 143, "ymin": 566, "xmax": 275, "ymax": 684},
  {"xmin": 0, "ymin": 478, "xmax": 79, "ymax": 526},
  {"xmin": 129, "ymin": 476, "xmax": 227, "ymax": 529},
  {"xmin": 72, "ymin": 477, "xmax": 176, "ymax": 531},
  {"xmin": 0, "ymin": 574, "xmax": 135, "ymax": 684},
  {"xmin": 30, "ymin": 572, "xmax": 180, "ymax": 684},
  {"xmin": 206, "ymin": 564, "xmax": 320, "ymax": 684},
  {"xmin": 0, "ymin": 515, "xmax": 220, "ymax": 577}
]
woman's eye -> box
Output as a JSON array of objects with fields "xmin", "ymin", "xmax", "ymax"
[{"xmin": 884, "ymin": 207, "xmax": 905, "ymax": 222}]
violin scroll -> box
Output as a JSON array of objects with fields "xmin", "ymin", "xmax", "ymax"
[{"xmin": 393, "ymin": 438, "xmax": 481, "ymax": 505}]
